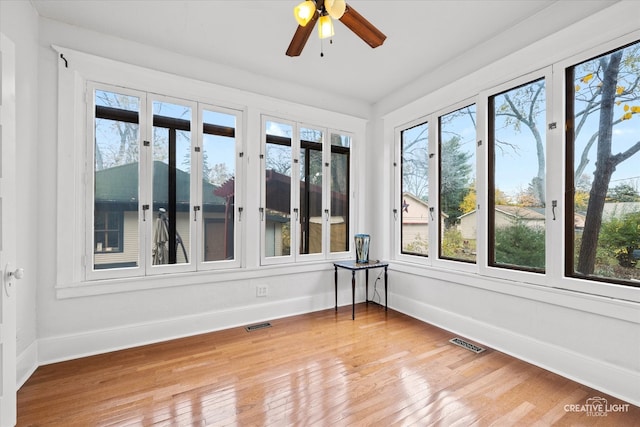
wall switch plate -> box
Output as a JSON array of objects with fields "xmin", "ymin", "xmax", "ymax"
[{"xmin": 256, "ymin": 285, "xmax": 268, "ymax": 297}]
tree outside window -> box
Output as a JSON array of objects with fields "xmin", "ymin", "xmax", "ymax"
[{"xmin": 567, "ymin": 40, "xmax": 640, "ymax": 286}]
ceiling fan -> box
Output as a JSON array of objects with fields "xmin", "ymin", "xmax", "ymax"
[{"xmin": 286, "ymin": 0, "xmax": 387, "ymax": 57}]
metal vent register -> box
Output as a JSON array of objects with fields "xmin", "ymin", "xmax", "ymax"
[
  {"xmin": 449, "ymin": 337, "xmax": 486, "ymax": 354},
  {"xmin": 245, "ymin": 322, "xmax": 272, "ymax": 332}
]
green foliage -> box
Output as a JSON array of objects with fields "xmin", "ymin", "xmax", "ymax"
[
  {"xmin": 441, "ymin": 227, "xmax": 463, "ymax": 258},
  {"xmin": 440, "ymin": 136, "xmax": 472, "ymax": 226},
  {"xmin": 599, "ymin": 211, "xmax": 640, "ymax": 267},
  {"xmin": 607, "ymin": 183, "xmax": 640, "ymax": 202},
  {"xmin": 494, "ymin": 221, "xmax": 545, "ymax": 269}
]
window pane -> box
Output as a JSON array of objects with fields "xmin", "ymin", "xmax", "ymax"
[
  {"xmin": 330, "ymin": 133, "xmax": 350, "ymax": 253},
  {"xmin": 401, "ymin": 122, "xmax": 429, "ymax": 256},
  {"xmin": 439, "ymin": 105, "xmax": 476, "ymax": 262},
  {"xmin": 93, "ymin": 89, "xmax": 140, "ymax": 270},
  {"xmin": 300, "ymin": 127, "xmax": 324, "ymax": 255},
  {"xmin": 202, "ymin": 109, "xmax": 236, "ymax": 262},
  {"xmin": 152, "ymin": 100, "xmax": 192, "ymax": 265},
  {"xmin": 568, "ymin": 40, "xmax": 640, "ymax": 286},
  {"xmin": 265, "ymin": 121, "xmax": 293, "ymax": 257},
  {"xmin": 490, "ymin": 79, "xmax": 546, "ymax": 271}
]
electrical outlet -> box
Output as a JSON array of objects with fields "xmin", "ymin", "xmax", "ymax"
[{"xmin": 256, "ymin": 285, "xmax": 268, "ymax": 297}]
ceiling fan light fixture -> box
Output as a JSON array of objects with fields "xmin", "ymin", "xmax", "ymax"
[
  {"xmin": 318, "ymin": 14, "xmax": 334, "ymax": 39},
  {"xmin": 294, "ymin": 1, "xmax": 317, "ymax": 27},
  {"xmin": 325, "ymin": 0, "xmax": 346, "ymax": 19}
]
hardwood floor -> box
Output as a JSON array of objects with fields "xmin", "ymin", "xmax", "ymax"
[{"xmin": 18, "ymin": 304, "xmax": 639, "ymax": 426}]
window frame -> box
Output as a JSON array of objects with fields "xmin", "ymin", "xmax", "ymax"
[
  {"xmin": 432, "ymin": 99, "xmax": 478, "ymax": 274},
  {"xmin": 563, "ymin": 39, "xmax": 640, "ymax": 290},
  {"xmin": 394, "ymin": 115, "xmax": 433, "ymax": 264},
  {"xmin": 260, "ymin": 115, "xmax": 353, "ymax": 265},
  {"xmin": 327, "ymin": 130, "xmax": 352, "ymax": 258},
  {"xmin": 85, "ymin": 83, "xmax": 244, "ymax": 281},
  {"xmin": 479, "ymin": 68, "xmax": 553, "ymax": 286},
  {"xmin": 196, "ymin": 103, "xmax": 244, "ymax": 272},
  {"xmin": 554, "ymin": 32, "xmax": 640, "ymax": 302},
  {"xmin": 86, "ymin": 82, "xmax": 147, "ymax": 281}
]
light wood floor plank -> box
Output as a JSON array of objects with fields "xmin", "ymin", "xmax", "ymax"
[{"xmin": 17, "ymin": 304, "xmax": 639, "ymax": 426}]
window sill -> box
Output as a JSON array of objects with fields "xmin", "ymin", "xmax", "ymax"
[
  {"xmin": 56, "ymin": 261, "xmax": 339, "ymax": 299},
  {"xmin": 389, "ymin": 260, "xmax": 640, "ymax": 323}
]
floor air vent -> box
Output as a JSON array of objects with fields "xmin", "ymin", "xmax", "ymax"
[
  {"xmin": 245, "ymin": 322, "xmax": 272, "ymax": 332},
  {"xmin": 449, "ymin": 337, "xmax": 486, "ymax": 354}
]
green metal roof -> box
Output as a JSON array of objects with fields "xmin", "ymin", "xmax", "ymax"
[{"xmin": 94, "ymin": 161, "xmax": 225, "ymax": 206}]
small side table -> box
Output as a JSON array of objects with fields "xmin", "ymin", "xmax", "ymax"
[{"xmin": 333, "ymin": 260, "xmax": 389, "ymax": 320}]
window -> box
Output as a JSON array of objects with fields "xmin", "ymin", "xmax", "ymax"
[
  {"xmin": 150, "ymin": 98, "xmax": 194, "ymax": 267},
  {"xmin": 263, "ymin": 119, "xmax": 293, "ymax": 259},
  {"xmin": 94, "ymin": 211, "xmax": 124, "ymax": 255},
  {"xmin": 299, "ymin": 127, "xmax": 324, "ymax": 255},
  {"xmin": 88, "ymin": 84, "xmax": 241, "ymax": 279},
  {"xmin": 488, "ymin": 78, "xmax": 547, "ymax": 272},
  {"xmin": 261, "ymin": 117, "xmax": 351, "ymax": 263},
  {"xmin": 329, "ymin": 133, "xmax": 350, "ymax": 253},
  {"xmin": 400, "ymin": 121, "xmax": 429, "ymax": 257},
  {"xmin": 201, "ymin": 107, "xmax": 238, "ymax": 263},
  {"xmin": 438, "ymin": 105, "xmax": 476, "ymax": 263},
  {"xmin": 92, "ymin": 87, "xmax": 142, "ymax": 273},
  {"xmin": 566, "ymin": 39, "xmax": 640, "ymax": 287}
]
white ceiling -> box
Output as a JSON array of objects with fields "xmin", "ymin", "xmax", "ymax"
[{"xmin": 31, "ymin": 0, "xmax": 618, "ymax": 106}]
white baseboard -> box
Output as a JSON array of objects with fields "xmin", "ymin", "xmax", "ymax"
[
  {"xmin": 38, "ymin": 294, "xmax": 332, "ymax": 366},
  {"xmin": 17, "ymin": 340, "xmax": 38, "ymax": 389},
  {"xmin": 391, "ymin": 293, "xmax": 640, "ymax": 407}
]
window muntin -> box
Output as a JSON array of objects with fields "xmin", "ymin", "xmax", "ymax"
[
  {"xmin": 566, "ymin": 40, "xmax": 640, "ymax": 287},
  {"xmin": 93, "ymin": 89, "xmax": 142, "ymax": 271},
  {"xmin": 330, "ymin": 133, "xmax": 350, "ymax": 254},
  {"xmin": 400, "ymin": 121, "xmax": 429, "ymax": 257},
  {"xmin": 488, "ymin": 78, "xmax": 547, "ymax": 272},
  {"xmin": 438, "ymin": 105, "xmax": 477, "ymax": 263}
]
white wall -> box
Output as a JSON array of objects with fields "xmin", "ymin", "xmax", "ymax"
[
  {"xmin": 372, "ymin": 1, "xmax": 640, "ymax": 406},
  {"xmin": 1, "ymin": 0, "xmax": 40, "ymax": 386}
]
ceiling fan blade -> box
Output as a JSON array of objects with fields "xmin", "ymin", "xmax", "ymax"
[
  {"xmin": 286, "ymin": 13, "xmax": 319, "ymax": 57},
  {"xmin": 339, "ymin": 4, "xmax": 386, "ymax": 49}
]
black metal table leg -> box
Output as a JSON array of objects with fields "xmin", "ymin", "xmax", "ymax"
[
  {"xmin": 351, "ymin": 270, "xmax": 356, "ymax": 320},
  {"xmin": 365, "ymin": 269, "xmax": 369, "ymax": 304},
  {"xmin": 334, "ymin": 265, "xmax": 338, "ymax": 312},
  {"xmin": 384, "ymin": 265, "xmax": 388, "ymax": 311}
]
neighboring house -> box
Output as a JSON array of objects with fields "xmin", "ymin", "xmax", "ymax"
[
  {"xmin": 575, "ymin": 202, "xmax": 640, "ymax": 235},
  {"xmin": 459, "ymin": 203, "xmax": 640, "ymax": 240},
  {"xmin": 94, "ymin": 161, "xmax": 231, "ymax": 269},
  {"xmin": 264, "ymin": 169, "xmax": 348, "ymax": 256},
  {"xmin": 458, "ymin": 205, "xmax": 545, "ymax": 240},
  {"xmin": 601, "ymin": 202, "xmax": 640, "ymax": 220},
  {"xmin": 401, "ymin": 193, "xmax": 446, "ymax": 244}
]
